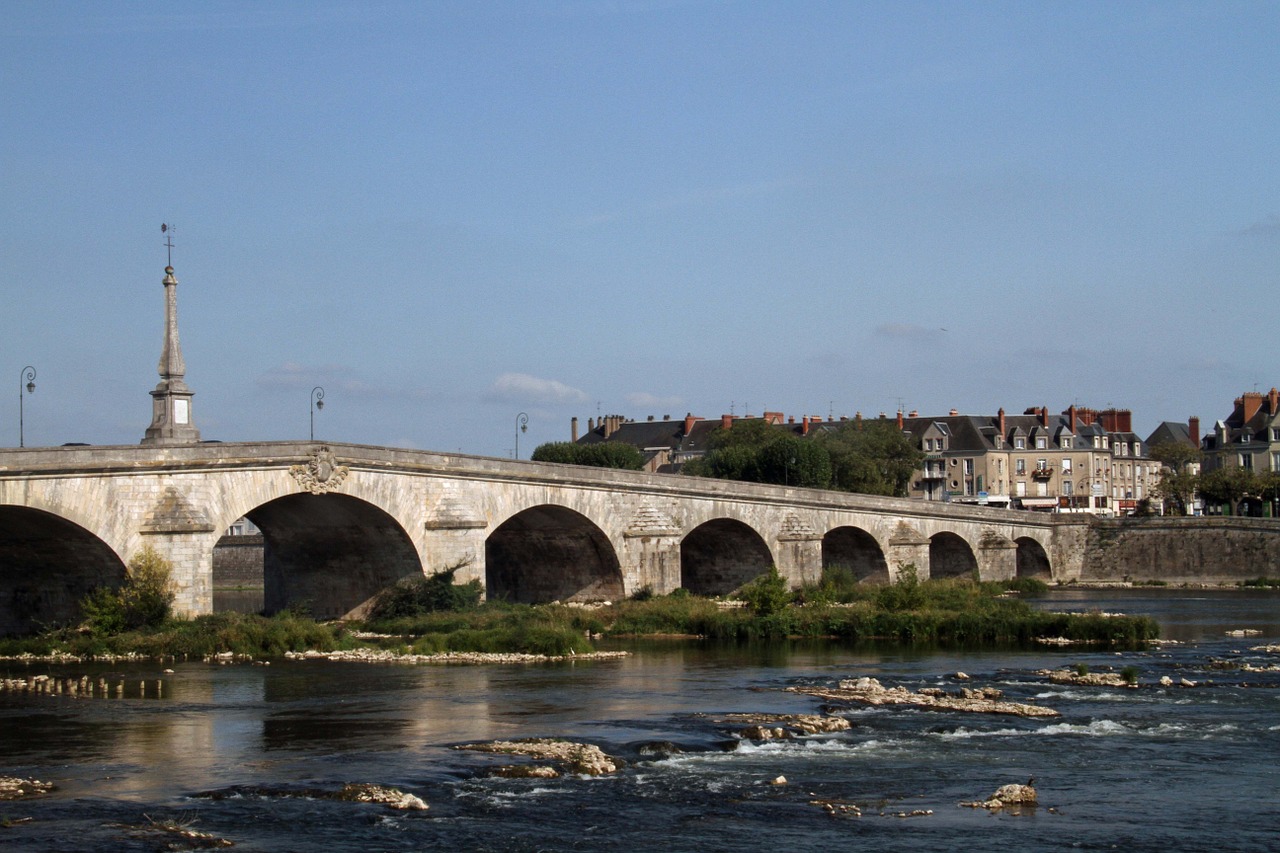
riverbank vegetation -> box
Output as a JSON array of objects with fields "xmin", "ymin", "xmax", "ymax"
[{"xmin": 0, "ymin": 559, "xmax": 1159, "ymax": 662}]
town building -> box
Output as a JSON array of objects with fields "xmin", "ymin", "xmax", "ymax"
[
  {"xmin": 1200, "ymin": 388, "xmax": 1280, "ymax": 477},
  {"xmin": 897, "ymin": 406, "xmax": 1157, "ymax": 514},
  {"xmin": 573, "ymin": 404, "xmax": 1161, "ymax": 514}
]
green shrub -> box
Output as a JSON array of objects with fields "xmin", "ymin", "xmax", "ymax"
[
  {"xmin": 367, "ymin": 564, "xmax": 482, "ymax": 620},
  {"xmin": 739, "ymin": 567, "xmax": 793, "ymax": 616},
  {"xmin": 79, "ymin": 545, "xmax": 176, "ymax": 635},
  {"xmin": 876, "ymin": 564, "xmax": 924, "ymax": 612}
]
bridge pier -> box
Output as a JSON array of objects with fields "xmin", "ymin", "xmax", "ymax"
[
  {"xmin": 977, "ymin": 532, "xmax": 1018, "ymax": 582},
  {"xmin": 620, "ymin": 533, "xmax": 682, "ymax": 596},
  {"xmin": 886, "ymin": 523, "xmax": 930, "ymax": 582},
  {"xmin": 776, "ymin": 530, "xmax": 823, "ymax": 588},
  {"xmin": 139, "ymin": 489, "xmax": 219, "ymax": 617},
  {"xmin": 141, "ymin": 531, "xmax": 216, "ymax": 617}
]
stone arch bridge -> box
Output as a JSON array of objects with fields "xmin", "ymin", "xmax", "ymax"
[{"xmin": 0, "ymin": 442, "xmax": 1085, "ymax": 634}]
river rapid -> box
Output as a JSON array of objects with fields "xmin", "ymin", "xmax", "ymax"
[{"xmin": 1, "ymin": 589, "xmax": 1278, "ymax": 852}]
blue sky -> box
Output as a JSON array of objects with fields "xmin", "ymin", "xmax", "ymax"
[{"xmin": 2, "ymin": 1, "xmax": 1277, "ymax": 456}]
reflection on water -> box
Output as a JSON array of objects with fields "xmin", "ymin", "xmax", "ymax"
[{"xmin": 0, "ymin": 589, "xmax": 1277, "ymax": 851}]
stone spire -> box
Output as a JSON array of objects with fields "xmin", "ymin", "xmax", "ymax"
[{"xmin": 141, "ymin": 264, "xmax": 201, "ymax": 445}]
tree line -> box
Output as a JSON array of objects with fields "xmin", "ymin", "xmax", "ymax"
[{"xmin": 532, "ymin": 418, "xmax": 924, "ymax": 497}]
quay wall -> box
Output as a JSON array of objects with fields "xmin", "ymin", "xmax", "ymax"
[{"xmin": 1077, "ymin": 517, "xmax": 1280, "ymax": 584}]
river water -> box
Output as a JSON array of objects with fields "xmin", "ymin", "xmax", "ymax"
[{"xmin": 2, "ymin": 590, "xmax": 1278, "ymax": 852}]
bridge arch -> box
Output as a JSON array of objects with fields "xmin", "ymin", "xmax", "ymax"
[
  {"xmin": 1015, "ymin": 536, "xmax": 1052, "ymax": 579},
  {"xmin": 821, "ymin": 526, "xmax": 890, "ymax": 583},
  {"xmin": 241, "ymin": 492, "xmax": 422, "ymax": 618},
  {"xmin": 485, "ymin": 505, "xmax": 623, "ymax": 604},
  {"xmin": 928, "ymin": 531, "xmax": 977, "ymax": 579},
  {"xmin": 681, "ymin": 518, "xmax": 772, "ymax": 596},
  {"xmin": 0, "ymin": 505, "xmax": 128, "ymax": 635}
]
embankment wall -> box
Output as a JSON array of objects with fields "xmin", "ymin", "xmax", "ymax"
[{"xmin": 1078, "ymin": 518, "xmax": 1280, "ymax": 584}]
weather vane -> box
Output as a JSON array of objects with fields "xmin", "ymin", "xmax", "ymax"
[{"xmin": 162, "ymin": 222, "xmax": 175, "ymax": 266}]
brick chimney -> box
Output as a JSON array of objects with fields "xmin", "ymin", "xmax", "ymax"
[
  {"xmin": 896, "ymin": 409, "xmax": 904, "ymax": 429},
  {"xmin": 683, "ymin": 413, "xmax": 698, "ymax": 435},
  {"xmin": 801, "ymin": 416, "xmax": 810, "ymax": 436},
  {"xmin": 1270, "ymin": 387, "xmax": 1280, "ymax": 417},
  {"xmin": 1241, "ymin": 392, "xmax": 1264, "ymax": 424},
  {"xmin": 1040, "ymin": 406, "xmax": 1049, "ymax": 428},
  {"xmin": 1067, "ymin": 405, "xmax": 1077, "ymax": 433},
  {"xmin": 1188, "ymin": 416, "xmax": 1200, "ymax": 447},
  {"xmin": 998, "ymin": 407, "xmax": 1006, "ymax": 438},
  {"xmin": 721, "ymin": 414, "xmax": 733, "ymax": 430}
]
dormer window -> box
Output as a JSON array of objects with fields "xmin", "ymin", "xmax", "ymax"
[
  {"xmin": 1036, "ymin": 436, "xmax": 1046, "ymax": 449},
  {"xmin": 1015, "ymin": 437, "xmax": 1026, "ymax": 450}
]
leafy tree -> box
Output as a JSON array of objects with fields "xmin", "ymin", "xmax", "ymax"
[
  {"xmin": 529, "ymin": 442, "xmax": 579, "ymax": 464},
  {"xmin": 1149, "ymin": 440, "xmax": 1203, "ymax": 516},
  {"xmin": 577, "ymin": 441, "xmax": 646, "ymax": 470},
  {"xmin": 818, "ymin": 418, "xmax": 924, "ymax": 497},
  {"xmin": 1149, "ymin": 441, "xmax": 1202, "ymax": 473},
  {"xmin": 691, "ymin": 423, "xmax": 832, "ymax": 487},
  {"xmin": 756, "ymin": 436, "xmax": 832, "ymax": 488},
  {"xmin": 531, "ymin": 441, "xmax": 645, "ymax": 470},
  {"xmin": 1198, "ymin": 466, "xmax": 1259, "ymax": 514}
]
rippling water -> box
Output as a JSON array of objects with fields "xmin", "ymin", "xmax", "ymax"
[{"xmin": 2, "ymin": 590, "xmax": 1278, "ymax": 852}]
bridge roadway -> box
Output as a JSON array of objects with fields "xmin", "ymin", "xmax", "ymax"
[{"xmin": 0, "ymin": 441, "xmax": 1082, "ymax": 634}]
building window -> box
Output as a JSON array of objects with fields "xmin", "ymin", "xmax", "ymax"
[
  {"xmin": 1016, "ymin": 459, "xmax": 1026, "ymax": 474},
  {"xmin": 964, "ymin": 459, "xmax": 974, "ymax": 475},
  {"xmin": 1063, "ymin": 480, "xmax": 1073, "ymax": 496},
  {"xmin": 1015, "ymin": 437, "xmax": 1026, "ymax": 450},
  {"xmin": 1272, "ymin": 451, "xmax": 1280, "ymax": 472},
  {"xmin": 1016, "ymin": 481, "xmax": 1026, "ymax": 497},
  {"xmin": 1062, "ymin": 458, "xmax": 1072, "ymax": 474},
  {"xmin": 1240, "ymin": 453, "xmax": 1254, "ymax": 469},
  {"xmin": 1272, "ymin": 428, "xmax": 1280, "ymax": 442},
  {"xmin": 1036, "ymin": 437, "xmax": 1047, "ymax": 449}
]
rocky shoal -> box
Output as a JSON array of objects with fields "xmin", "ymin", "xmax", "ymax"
[
  {"xmin": 284, "ymin": 649, "xmax": 629, "ymax": 665},
  {"xmin": 788, "ymin": 676, "xmax": 1060, "ymax": 718},
  {"xmin": 456, "ymin": 738, "xmax": 621, "ymax": 776}
]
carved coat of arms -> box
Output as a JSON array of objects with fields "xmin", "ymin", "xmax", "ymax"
[{"xmin": 290, "ymin": 446, "xmax": 350, "ymax": 494}]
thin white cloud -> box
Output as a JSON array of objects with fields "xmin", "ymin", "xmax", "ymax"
[
  {"xmin": 875, "ymin": 323, "xmax": 947, "ymax": 339},
  {"xmin": 486, "ymin": 372, "xmax": 589, "ymax": 405},
  {"xmin": 570, "ymin": 178, "xmax": 800, "ymax": 229},
  {"xmin": 625, "ymin": 391, "xmax": 683, "ymax": 410},
  {"xmin": 1239, "ymin": 215, "xmax": 1280, "ymax": 238},
  {"xmin": 256, "ymin": 362, "xmax": 431, "ymax": 402}
]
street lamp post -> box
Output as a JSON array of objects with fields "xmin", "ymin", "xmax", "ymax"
[
  {"xmin": 515, "ymin": 412, "xmax": 528, "ymax": 459},
  {"xmin": 18, "ymin": 366, "xmax": 35, "ymax": 448},
  {"xmin": 311, "ymin": 386, "xmax": 325, "ymax": 441}
]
